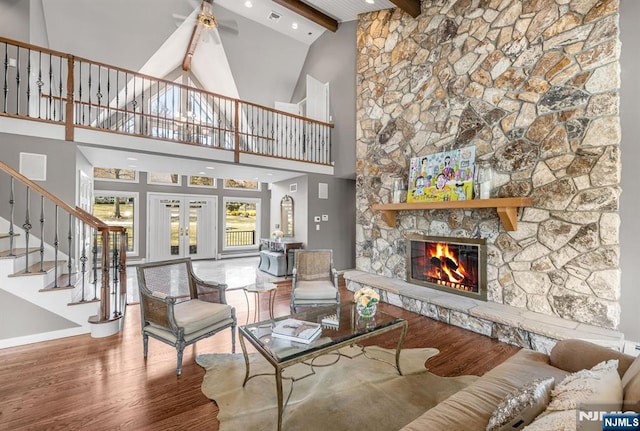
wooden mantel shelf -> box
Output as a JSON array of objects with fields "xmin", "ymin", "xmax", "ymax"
[{"xmin": 371, "ymin": 197, "xmax": 533, "ymax": 231}]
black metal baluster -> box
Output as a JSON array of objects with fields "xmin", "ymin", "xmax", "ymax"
[
  {"xmin": 80, "ymin": 223, "xmax": 87, "ymax": 302},
  {"xmin": 39, "ymin": 195, "xmax": 44, "ymax": 272},
  {"xmin": 67, "ymin": 213, "xmax": 72, "ymax": 287},
  {"xmin": 92, "ymin": 228, "xmax": 98, "ymax": 300},
  {"xmin": 58, "ymin": 55, "xmax": 63, "ymax": 121},
  {"xmin": 8, "ymin": 177, "xmax": 15, "ymax": 256},
  {"xmin": 123, "ymin": 71, "xmax": 128, "ymax": 132},
  {"xmin": 54, "ymin": 205, "xmax": 59, "ymax": 288},
  {"xmin": 3, "ymin": 43, "xmax": 9, "ymax": 113},
  {"xmin": 112, "ymin": 232, "xmax": 120, "ymax": 317},
  {"xmin": 48, "ymin": 53, "xmax": 53, "ymax": 120},
  {"xmin": 37, "ymin": 51, "xmax": 43, "ymax": 119},
  {"xmin": 88, "ymin": 65, "xmax": 92, "ymax": 125},
  {"xmin": 15, "ymin": 48, "xmax": 20, "ymax": 116},
  {"xmin": 106, "ymin": 68, "xmax": 111, "ymax": 128},
  {"xmin": 114, "ymin": 70, "xmax": 119, "ymax": 130},
  {"xmin": 23, "ymin": 187, "xmax": 31, "ymax": 273},
  {"xmin": 26, "ymin": 48, "xmax": 31, "ymax": 117},
  {"xmin": 140, "ymin": 77, "xmax": 145, "ymax": 135},
  {"xmin": 96, "ymin": 65, "xmax": 102, "ymax": 127},
  {"xmin": 78, "ymin": 61, "xmax": 84, "ymax": 125}
]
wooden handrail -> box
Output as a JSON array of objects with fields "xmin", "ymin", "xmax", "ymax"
[
  {"xmin": 0, "ymin": 160, "xmax": 102, "ymax": 229},
  {"xmin": 238, "ymin": 99, "xmax": 335, "ymax": 128}
]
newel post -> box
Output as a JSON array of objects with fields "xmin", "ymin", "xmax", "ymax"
[{"xmin": 99, "ymin": 228, "xmax": 111, "ymax": 321}]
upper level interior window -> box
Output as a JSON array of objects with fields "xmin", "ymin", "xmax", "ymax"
[
  {"xmin": 94, "ymin": 167, "xmax": 138, "ymax": 182},
  {"xmin": 148, "ymin": 172, "xmax": 181, "ymax": 186},
  {"xmin": 223, "ymin": 179, "xmax": 261, "ymax": 191}
]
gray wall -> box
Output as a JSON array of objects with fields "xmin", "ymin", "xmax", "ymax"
[
  {"xmin": 270, "ymin": 174, "xmax": 355, "ymax": 270},
  {"xmin": 306, "ymin": 174, "xmax": 355, "ymax": 271},
  {"xmin": 0, "ymin": 133, "xmax": 78, "ymax": 253},
  {"xmin": 291, "ymin": 21, "xmax": 357, "ymax": 179},
  {"xmin": 0, "ymin": 0, "xmax": 30, "ymax": 41},
  {"xmin": 619, "ymin": 0, "xmax": 640, "ymax": 342},
  {"xmin": 271, "ymin": 175, "xmax": 309, "ymax": 247},
  {"xmin": 94, "ymin": 173, "xmax": 270, "ymax": 260}
]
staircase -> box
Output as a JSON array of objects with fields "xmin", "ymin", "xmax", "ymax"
[{"xmin": 0, "ymin": 161, "xmax": 127, "ymax": 349}]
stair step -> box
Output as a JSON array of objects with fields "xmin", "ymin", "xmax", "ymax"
[
  {"xmin": 0, "ymin": 247, "xmax": 39, "ymax": 259},
  {"xmin": 9, "ymin": 260, "xmax": 58, "ymax": 277},
  {"xmin": 41, "ymin": 272, "xmax": 80, "ymax": 290},
  {"xmin": 0, "ymin": 232, "xmax": 20, "ymax": 239}
]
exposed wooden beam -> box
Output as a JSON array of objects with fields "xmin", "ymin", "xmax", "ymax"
[
  {"xmin": 272, "ymin": 0, "xmax": 338, "ymax": 32},
  {"xmin": 182, "ymin": 24, "xmax": 203, "ymax": 72},
  {"xmin": 182, "ymin": 0, "xmax": 213, "ymax": 72},
  {"xmin": 389, "ymin": 0, "xmax": 421, "ymax": 18}
]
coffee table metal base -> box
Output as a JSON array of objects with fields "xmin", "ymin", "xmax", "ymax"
[{"xmin": 238, "ymin": 319, "xmax": 408, "ymax": 431}]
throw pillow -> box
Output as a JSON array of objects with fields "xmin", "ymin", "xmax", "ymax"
[
  {"xmin": 486, "ymin": 377, "xmax": 555, "ymax": 431},
  {"xmin": 547, "ymin": 359, "xmax": 622, "ymax": 411},
  {"xmin": 522, "ymin": 410, "xmax": 576, "ymax": 431}
]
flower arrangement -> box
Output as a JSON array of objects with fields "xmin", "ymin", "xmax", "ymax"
[
  {"xmin": 353, "ymin": 287, "xmax": 379, "ymax": 308},
  {"xmin": 271, "ymin": 230, "xmax": 284, "ymax": 239}
]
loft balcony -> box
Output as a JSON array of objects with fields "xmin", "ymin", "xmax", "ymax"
[{"xmin": 0, "ymin": 36, "xmax": 334, "ymax": 176}]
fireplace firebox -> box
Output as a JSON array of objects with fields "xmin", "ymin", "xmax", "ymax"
[{"xmin": 406, "ymin": 235, "xmax": 487, "ymax": 301}]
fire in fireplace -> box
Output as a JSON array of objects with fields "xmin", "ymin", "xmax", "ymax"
[{"xmin": 406, "ymin": 235, "xmax": 487, "ymax": 301}]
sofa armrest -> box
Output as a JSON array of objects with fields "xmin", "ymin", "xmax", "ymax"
[{"xmin": 550, "ymin": 339, "xmax": 635, "ymax": 377}]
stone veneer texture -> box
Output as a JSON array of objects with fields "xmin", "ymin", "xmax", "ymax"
[{"xmin": 355, "ymin": 0, "xmax": 621, "ymax": 329}]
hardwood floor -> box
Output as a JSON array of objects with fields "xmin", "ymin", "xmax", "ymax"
[{"xmin": 0, "ymin": 283, "xmax": 520, "ymax": 431}]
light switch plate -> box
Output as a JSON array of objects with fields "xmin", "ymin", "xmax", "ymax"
[
  {"xmin": 314, "ymin": 216, "xmax": 321, "ymax": 222},
  {"xmin": 321, "ymin": 214, "xmax": 329, "ymax": 221}
]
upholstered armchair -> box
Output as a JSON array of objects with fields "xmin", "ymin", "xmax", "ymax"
[
  {"xmin": 137, "ymin": 258, "xmax": 236, "ymax": 375},
  {"xmin": 290, "ymin": 249, "xmax": 340, "ymax": 313}
]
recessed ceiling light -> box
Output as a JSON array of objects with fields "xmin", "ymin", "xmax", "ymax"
[
  {"xmin": 205, "ymin": 166, "xmax": 215, "ymax": 170},
  {"xmin": 267, "ymin": 173, "xmax": 273, "ymax": 176},
  {"xmin": 199, "ymin": 172, "xmax": 206, "ymax": 175},
  {"xmin": 126, "ymin": 157, "xmax": 138, "ymax": 161},
  {"xmin": 292, "ymin": 22, "xmax": 298, "ymax": 30},
  {"xmin": 366, "ymin": 0, "xmax": 375, "ymax": 4},
  {"xmin": 244, "ymin": 1, "xmax": 253, "ymax": 7},
  {"xmin": 128, "ymin": 165, "xmax": 137, "ymax": 168}
]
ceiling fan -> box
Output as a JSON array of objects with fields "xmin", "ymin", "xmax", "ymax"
[{"xmin": 174, "ymin": 0, "xmax": 238, "ymax": 71}]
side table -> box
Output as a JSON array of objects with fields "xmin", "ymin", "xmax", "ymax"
[{"xmin": 243, "ymin": 282, "xmax": 277, "ymax": 324}]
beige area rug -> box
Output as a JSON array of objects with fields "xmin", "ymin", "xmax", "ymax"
[{"xmin": 196, "ymin": 346, "xmax": 478, "ymax": 431}]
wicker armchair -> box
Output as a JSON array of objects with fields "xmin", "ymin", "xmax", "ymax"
[
  {"xmin": 137, "ymin": 258, "xmax": 236, "ymax": 375},
  {"xmin": 290, "ymin": 249, "xmax": 340, "ymax": 313}
]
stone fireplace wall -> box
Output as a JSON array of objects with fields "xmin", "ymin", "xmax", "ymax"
[{"xmin": 355, "ymin": 0, "xmax": 621, "ymax": 329}]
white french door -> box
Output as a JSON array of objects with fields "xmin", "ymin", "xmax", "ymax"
[{"xmin": 147, "ymin": 193, "xmax": 217, "ymax": 262}]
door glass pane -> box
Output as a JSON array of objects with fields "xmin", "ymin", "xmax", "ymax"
[
  {"xmin": 170, "ymin": 204, "xmax": 180, "ymax": 256},
  {"xmin": 188, "ymin": 201, "xmax": 203, "ymax": 255}
]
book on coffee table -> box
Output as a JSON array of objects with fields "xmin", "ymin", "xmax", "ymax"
[{"xmin": 272, "ymin": 318, "xmax": 322, "ymax": 344}]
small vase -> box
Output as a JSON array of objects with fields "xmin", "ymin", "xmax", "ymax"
[{"xmin": 356, "ymin": 302, "xmax": 377, "ymax": 318}]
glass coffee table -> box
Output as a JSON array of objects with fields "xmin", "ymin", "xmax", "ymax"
[{"xmin": 238, "ymin": 302, "xmax": 408, "ymax": 431}]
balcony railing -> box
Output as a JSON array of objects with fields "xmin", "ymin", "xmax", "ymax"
[{"xmin": 0, "ymin": 36, "xmax": 333, "ymax": 166}]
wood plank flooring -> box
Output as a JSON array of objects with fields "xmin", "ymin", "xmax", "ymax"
[{"xmin": 0, "ymin": 282, "xmax": 520, "ymax": 431}]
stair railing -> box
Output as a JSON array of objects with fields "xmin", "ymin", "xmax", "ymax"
[
  {"xmin": 0, "ymin": 160, "xmax": 126, "ymax": 324},
  {"xmin": 0, "ymin": 36, "xmax": 334, "ymax": 166}
]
